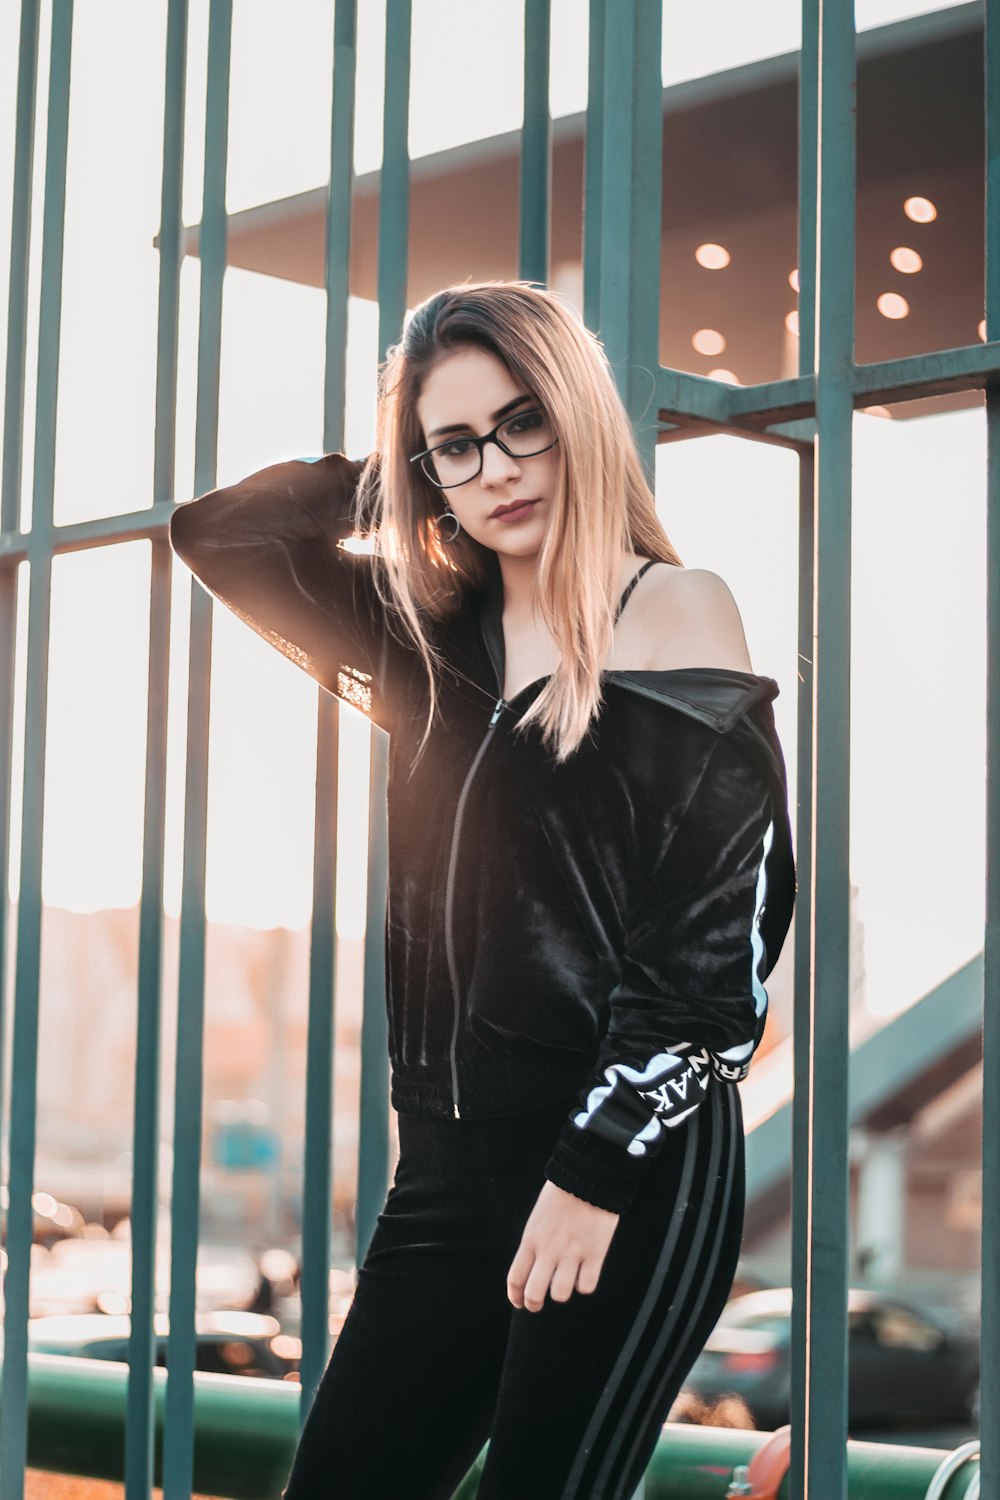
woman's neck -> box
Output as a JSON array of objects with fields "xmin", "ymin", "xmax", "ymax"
[{"xmin": 496, "ymin": 550, "xmax": 542, "ymax": 618}]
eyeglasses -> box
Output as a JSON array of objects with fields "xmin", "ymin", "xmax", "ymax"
[{"xmin": 409, "ymin": 407, "xmax": 558, "ymax": 489}]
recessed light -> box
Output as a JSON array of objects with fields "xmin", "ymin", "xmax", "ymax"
[
  {"xmin": 904, "ymin": 196, "xmax": 937, "ymax": 223},
  {"xmin": 788, "ymin": 268, "xmax": 800, "ymax": 292},
  {"xmin": 784, "ymin": 311, "xmax": 799, "ymax": 337},
  {"xmin": 695, "ymin": 243, "xmax": 731, "ymax": 270},
  {"xmin": 707, "ymin": 369, "xmax": 739, "ymax": 384},
  {"xmin": 890, "ymin": 247, "xmax": 922, "ymax": 274},
  {"xmin": 692, "ymin": 328, "xmax": 726, "ymax": 356},
  {"xmin": 877, "ymin": 292, "xmax": 909, "ymax": 319},
  {"xmin": 979, "ymin": 319, "xmax": 988, "ymax": 341}
]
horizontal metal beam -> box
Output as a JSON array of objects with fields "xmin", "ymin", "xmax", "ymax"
[
  {"xmin": 0, "ymin": 500, "xmax": 176, "ymax": 559},
  {"xmin": 852, "ymin": 342, "xmax": 1000, "ymax": 404},
  {"xmin": 661, "ymin": 343, "xmax": 1000, "ymax": 434}
]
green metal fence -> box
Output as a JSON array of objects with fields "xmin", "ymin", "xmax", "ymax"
[
  {"xmin": 0, "ymin": 2, "xmax": 995, "ymax": 1499},
  {"xmin": 10, "ymin": 1351, "xmax": 987, "ymax": 1500}
]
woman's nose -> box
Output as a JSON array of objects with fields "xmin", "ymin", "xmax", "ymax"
[{"xmin": 480, "ymin": 438, "xmax": 521, "ymax": 485}]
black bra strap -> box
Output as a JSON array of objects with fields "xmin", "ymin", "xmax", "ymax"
[{"xmin": 614, "ymin": 558, "xmax": 660, "ymax": 623}]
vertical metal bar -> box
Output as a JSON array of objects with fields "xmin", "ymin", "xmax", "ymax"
[
  {"xmin": 356, "ymin": 0, "xmax": 412, "ymax": 1268},
  {"xmin": 520, "ymin": 0, "xmax": 551, "ymax": 285},
  {"xmin": 124, "ymin": 3, "xmax": 187, "ymax": 1498},
  {"xmin": 0, "ymin": 4, "xmax": 73, "ymax": 1496},
  {"xmin": 802, "ymin": 0, "xmax": 856, "ymax": 1494},
  {"xmin": 981, "ymin": 2, "xmax": 999, "ymax": 1493},
  {"xmin": 583, "ymin": 0, "xmax": 605, "ymax": 332},
  {"xmin": 162, "ymin": 2, "xmax": 231, "ymax": 1496},
  {"xmin": 796, "ymin": 1, "xmax": 818, "ymax": 379},
  {"xmin": 376, "ymin": 0, "xmax": 411, "ymax": 362},
  {"xmin": 294, "ymin": 0, "xmax": 357, "ymax": 1421},
  {"xmin": 597, "ymin": 0, "xmax": 663, "ymax": 483},
  {"xmin": 789, "ymin": 449, "xmax": 816, "ymax": 1498},
  {"xmin": 356, "ymin": 727, "xmax": 390, "ymax": 1265},
  {"xmin": 789, "ymin": 1, "xmax": 819, "ymax": 1494},
  {"xmin": 0, "ymin": 0, "xmax": 41, "ymax": 1245},
  {"xmin": 299, "ymin": 698, "xmax": 340, "ymax": 1402},
  {"xmin": 324, "ymin": 0, "xmax": 357, "ymax": 452}
]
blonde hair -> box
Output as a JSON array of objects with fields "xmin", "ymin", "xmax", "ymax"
[{"xmin": 354, "ymin": 279, "xmax": 683, "ymax": 764}]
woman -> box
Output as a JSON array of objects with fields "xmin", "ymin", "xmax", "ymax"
[{"xmin": 169, "ymin": 280, "xmax": 796, "ymax": 1500}]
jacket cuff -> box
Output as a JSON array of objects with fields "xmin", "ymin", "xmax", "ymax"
[{"xmin": 543, "ymin": 1119, "xmax": 653, "ymax": 1216}]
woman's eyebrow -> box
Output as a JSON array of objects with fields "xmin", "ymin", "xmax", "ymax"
[{"xmin": 427, "ymin": 394, "xmax": 534, "ymax": 440}]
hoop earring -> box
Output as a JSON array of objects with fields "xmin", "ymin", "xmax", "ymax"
[{"xmin": 435, "ymin": 507, "xmax": 461, "ymax": 542}]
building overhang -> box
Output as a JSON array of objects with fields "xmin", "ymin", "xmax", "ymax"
[{"xmin": 175, "ymin": 4, "xmax": 987, "ymax": 423}]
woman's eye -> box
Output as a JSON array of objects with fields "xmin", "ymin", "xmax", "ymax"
[
  {"xmin": 437, "ymin": 439, "xmax": 475, "ymax": 458},
  {"xmin": 506, "ymin": 411, "xmax": 543, "ymax": 433}
]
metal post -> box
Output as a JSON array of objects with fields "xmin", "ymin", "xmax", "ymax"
[
  {"xmin": 520, "ymin": 0, "xmax": 551, "ymax": 285},
  {"xmin": 124, "ymin": 2, "xmax": 188, "ymax": 1496},
  {"xmin": 162, "ymin": 3, "xmax": 232, "ymax": 1496},
  {"xmin": 0, "ymin": 5, "xmax": 73, "ymax": 1495},
  {"xmin": 981, "ymin": 0, "xmax": 1000, "ymax": 1491}
]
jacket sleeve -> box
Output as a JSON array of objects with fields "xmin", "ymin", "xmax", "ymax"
[
  {"xmin": 543, "ymin": 734, "xmax": 778, "ymax": 1216},
  {"xmin": 168, "ymin": 451, "xmax": 414, "ymax": 733}
]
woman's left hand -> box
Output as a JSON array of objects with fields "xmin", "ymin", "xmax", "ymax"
[{"xmin": 507, "ymin": 1179, "xmax": 620, "ymax": 1312}]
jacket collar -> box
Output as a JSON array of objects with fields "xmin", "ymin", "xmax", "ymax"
[{"xmin": 475, "ymin": 549, "xmax": 780, "ymax": 736}]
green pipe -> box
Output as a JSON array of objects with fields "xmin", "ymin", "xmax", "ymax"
[{"xmin": 17, "ymin": 1354, "xmax": 981, "ymax": 1500}]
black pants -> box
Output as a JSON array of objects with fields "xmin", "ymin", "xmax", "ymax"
[{"xmin": 281, "ymin": 1080, "xmax": 745, "ymax": 1500}]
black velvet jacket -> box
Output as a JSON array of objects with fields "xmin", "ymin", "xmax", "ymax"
[{"xmin": 169, "ymin": 453, "xmax": 797, "ymax": 1215}]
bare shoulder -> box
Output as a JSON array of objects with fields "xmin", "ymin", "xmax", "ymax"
[{"xmin": 628, "ymin": 563, "xmax": 755, "ymax": 673}]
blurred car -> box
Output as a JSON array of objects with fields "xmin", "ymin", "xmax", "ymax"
[
  {"xmin": 26, "ymin": 1310, "xmax": 300, "ymax": 1380},
  {"xmin": 683, "ymin": 1287, "xmax": 980, "ymax": 1432}
]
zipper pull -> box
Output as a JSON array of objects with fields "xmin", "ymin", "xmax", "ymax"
[{"xmin": 488, "ymin": 697, "xmax": 505, "ymax": 728}]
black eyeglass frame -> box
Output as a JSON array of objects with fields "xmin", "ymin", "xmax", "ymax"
[{"xmin": 408, "ymin": 407, "xmax": 559, "ymax": 489}]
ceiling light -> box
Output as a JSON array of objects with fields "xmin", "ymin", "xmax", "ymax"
[
  {"xmin": 692, "ymin": 328, "xmax": 726, "ymax": 356},
  {"xmin": 904, "ymin": 196, "xmax": 937, "ymax": 223},
  {"xmin": 877, "ymin": 293, "xmax": 909, "ymax": 319},
  {"xmin": 889, "ymin": 247, "xmax": 922, "ymax": 274},
  {"xmin": 707, "ymin": 369, "xmax": 739, "ymax": 384},
  {"xmin": 695, "ymin": 243, "xmax": 730, "ymax": 269},
  {"xmin": 979, "ymin": 319, "xmax": 988, "ymax": 341},
  {"xmin": 788, "ymin": 269, "xmax": 799, "ymax": 292},
  {"xmin": 784, "ymin": 311, "xmax": 799, "ymax": 337}
]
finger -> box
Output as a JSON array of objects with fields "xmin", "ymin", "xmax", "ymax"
[
  {"xmin": 576, "ymin": 1255, "xmax": 604, "ymax": 1296},
  {"xmin": 548, "ymin": 1257, "xmax": 582, "ymax": 1304},
  {"xmin": 522, "ymin": 1257, "xmax": 555, "ymax": 1314},
  {"xmin": 507, "ymin": 1243, "xmax": 534, "ymax": 1309}
]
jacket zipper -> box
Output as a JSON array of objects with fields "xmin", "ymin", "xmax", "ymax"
[{"xmin": 444, "ymin": 695, "xmax": 506, "ymax": 1118}]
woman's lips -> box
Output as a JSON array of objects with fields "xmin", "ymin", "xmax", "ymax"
[{"xmin": 492, "ymin": 499, "xmax": 540, "ymax": 523}]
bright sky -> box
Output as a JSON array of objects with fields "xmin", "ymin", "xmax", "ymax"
[{"xmin": 0, "ymin": 0, "xmax": 984, "ymax": 1020}]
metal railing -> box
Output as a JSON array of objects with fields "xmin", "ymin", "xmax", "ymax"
[
  {"xmin": 6, "ymin": 1352, "xmax": 983, "ymax": 1499},
  {"xmin": 0, "ymin": 2, "xmax": 996, "ymax": 1498}
]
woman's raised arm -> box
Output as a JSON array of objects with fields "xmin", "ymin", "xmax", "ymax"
[{"xmin": 169, "ymin": 452, "xmax": 415, "ymax": 733}]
